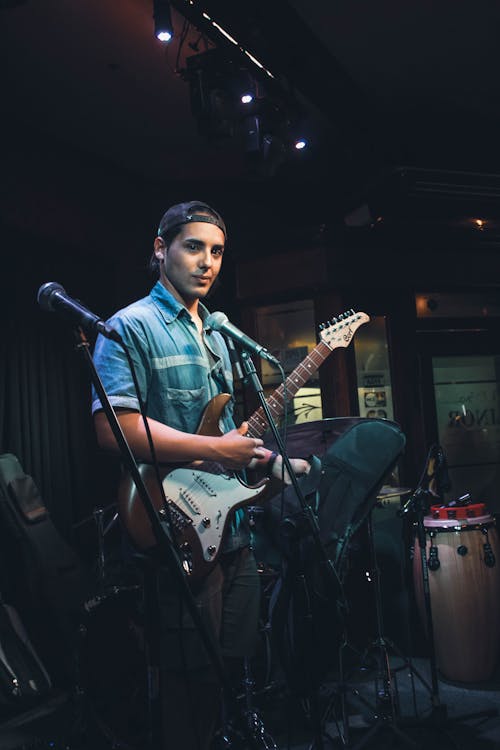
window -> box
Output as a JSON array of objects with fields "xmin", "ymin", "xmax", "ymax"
[
  {"xmin": 433, "ymin": 354, "xmax": 500, "ymax": 504},
  {"xmin": 354, "ymin": 316, "xmax": 394, "ymax": 422},
  {"xmin": 254, "ymin": 300, "xmax": 322, "ymax": 425}
]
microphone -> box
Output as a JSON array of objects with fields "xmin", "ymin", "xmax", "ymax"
[
  {"xmin": 206, "ymin": 311, "xmax": 280, "ymax": 365},
  {"xmin": 37, "ymin": 282, "xmax": 121, "ymax": 342}
]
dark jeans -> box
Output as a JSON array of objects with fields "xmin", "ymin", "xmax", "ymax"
[{"xmin": 159, "ymin": 546, "xmax": 261, "ymax": 750}]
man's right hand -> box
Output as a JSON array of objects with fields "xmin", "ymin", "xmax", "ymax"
[{"xmin": 215, "ymin": 422, "xmax": 266, "ymax": 470}]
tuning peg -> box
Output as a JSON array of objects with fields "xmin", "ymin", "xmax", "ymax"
[{"xmin": 319, "ymin": 322, "xmax": 325, "ymax": 330}]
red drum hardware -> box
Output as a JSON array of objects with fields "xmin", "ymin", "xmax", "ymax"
[{"xmin": 413, "ymin": 502, "xmax": 500, "ymax": 683}]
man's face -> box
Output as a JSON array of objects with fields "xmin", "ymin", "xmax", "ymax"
[{"xmin": 154, "ymin": 219, "xmax": 225, "ymax": 304}]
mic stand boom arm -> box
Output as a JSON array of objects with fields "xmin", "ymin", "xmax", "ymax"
[{"xmin": 74, "ymin": 328, "xmax": 235, "ymax": 746}]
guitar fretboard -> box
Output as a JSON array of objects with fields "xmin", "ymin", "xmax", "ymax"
[{"xmin": 246, "ymin": 340, "xmax": 333, "ymax": 439}]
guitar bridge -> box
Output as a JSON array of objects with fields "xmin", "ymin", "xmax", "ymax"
[{"xmin": 165, "ymin": 500, "xmax": 193, "ymax": 528}]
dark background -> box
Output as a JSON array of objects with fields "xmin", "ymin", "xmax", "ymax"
[{"xmin": 1, "ymin": 0, "xmax": 500, "ymax": 593}]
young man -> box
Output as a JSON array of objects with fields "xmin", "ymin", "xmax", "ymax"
[{"xmin": 91, "ymin": 201, "xmax": 308, "ymax": 749}]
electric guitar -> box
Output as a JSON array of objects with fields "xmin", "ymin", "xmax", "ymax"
[{"xmin": 118, "ymin": 309, "xmax": 370, "ymax": 579}]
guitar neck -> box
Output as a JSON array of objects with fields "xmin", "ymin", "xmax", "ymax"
[{"xmin": 246, "ymin": 340, "xmax": 333, "ymax": 439}]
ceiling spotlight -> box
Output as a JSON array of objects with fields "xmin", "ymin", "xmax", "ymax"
[
  {"xmin": 241, "ymin": 93, "xmax": 254, "ymax": 104},
  {"xmin": 294, "ymin": 138, "xmax": 307, "ymax": 150},
  {"xmin": 153, "ymin": 0, "xmax": 173, "ymax": 43}
]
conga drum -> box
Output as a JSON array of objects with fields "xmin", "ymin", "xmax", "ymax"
[{"xmin": 412, "ymin": 503, "xmax": 500, "ymax": 683}]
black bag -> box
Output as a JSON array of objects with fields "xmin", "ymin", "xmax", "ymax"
[
  {"xmin": 0, "ymin": 453, "xmax": 93, "ymax": 686},
  {"xmin": 316, "ymin": 417, "xmax": 406, "ymax": 575},
  {"xmin": 265, "ymin": 418, "xmax": 406, "ymax": 573},
  {"xmin": 0, "ymin": 600, "xmax": 52, "ymax": 707},
  {"xmin": 266, "ymin": 418, "xmax": 406, "ymax": 696}
]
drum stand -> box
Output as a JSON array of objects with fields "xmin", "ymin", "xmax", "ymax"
[
  {"xmin": 330, "ymin": 508, "xmax": 424, "ymax": 749},
  {"xmin": 213, "ymin": 655, "xmax": 279, "ymax": 750},
  {"xmin": 74, "ymin": 503, "xmax": 149, "ymax": 750}
]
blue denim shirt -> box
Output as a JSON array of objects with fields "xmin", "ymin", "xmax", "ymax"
[{"xmin": 92, "ymin": 281, "xmax": 249, "ymax": 551}]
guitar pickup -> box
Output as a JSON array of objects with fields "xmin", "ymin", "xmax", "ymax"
[
  {"xmin": 192, "ymin": 472, "xmax": 217, "ymax": 497},
  {"xmin": 178, "ymin": 489, "xmax": 201, "ymax": 515}
]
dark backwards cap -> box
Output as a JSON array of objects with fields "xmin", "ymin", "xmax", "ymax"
[{"xmin": 157, "ymin": 201, "xmax": 227, "ymax": 240}]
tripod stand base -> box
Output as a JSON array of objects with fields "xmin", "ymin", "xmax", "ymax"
[
  {"xmin": 322, "ymin": 649, "xmax": 500, "ymax": 750},
  {"xmin": 323, "ymin": 706, "xmax": 499, "ymax": 750}
]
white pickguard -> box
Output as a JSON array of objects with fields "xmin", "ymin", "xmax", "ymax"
[{"xmin": 162, "ymin": 467, "xmax": 264, "ymax": 561}]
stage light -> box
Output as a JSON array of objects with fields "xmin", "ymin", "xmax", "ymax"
[
  {"xmin": 294, "ymin": 138, "xmax": 307, "ymax": 150},
  {"xmin": 183, "ymin": 47, "xmax": 307, "ymax": 173},
  {"xmin": 153, "ymin": 0, "xmax": 173, "ymax": 43}
]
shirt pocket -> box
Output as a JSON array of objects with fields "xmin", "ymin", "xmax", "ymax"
[{"xmin": 163, "ymin": 385, "xmax": 209, "ymax": 433}]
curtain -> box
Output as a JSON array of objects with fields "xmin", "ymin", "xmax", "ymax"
[{"xmin": 0, "ymin": 225, "xmax": 119, "ymax": 547}]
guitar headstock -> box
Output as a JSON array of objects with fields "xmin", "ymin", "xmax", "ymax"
[{"xmin": 319, "ymin": 309, "xmax": 370, "ymax": 349}]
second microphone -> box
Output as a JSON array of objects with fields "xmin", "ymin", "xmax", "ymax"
[{"xmin": 206, "ymin": 311, "xmax": 280, "ymax": 366}]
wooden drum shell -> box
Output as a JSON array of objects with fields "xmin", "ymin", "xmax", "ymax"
[{"xmin": 413, "ymin": 515, "xmax": 500, "ymax": 683}]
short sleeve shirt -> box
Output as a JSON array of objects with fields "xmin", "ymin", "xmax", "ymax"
[
  {"xmin": 92, "ymin": 281, "xmax": 249, "ymax": 551},
  {"xmin": 92, "ymin": 281, "xmax": 235, "ymax": 432}
]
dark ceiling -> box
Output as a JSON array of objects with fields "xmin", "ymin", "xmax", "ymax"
[{"xmin": 3, "ymin": 0, "xmax": 500, "ymax": 241}]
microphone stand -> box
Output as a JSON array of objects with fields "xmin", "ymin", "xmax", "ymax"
[
  {"xmin": 405, "ymin": 488, "xmax": 444, "ymax": 716},
  {"xmin": 73, "ymin": 328, "xmax": 236, "ymax": 749},
  {"xmin": 239, "ymin": 350, "xmax": 344, "ymax": 750}
]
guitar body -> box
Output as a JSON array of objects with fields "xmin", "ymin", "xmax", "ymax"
[
  {"xmin": 117, "ymin": 311, "xmax": 370, "ymax": 580},
  {"xmin": 118, "ymin": 395, "xmax": 268, "ymax": 580}
]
